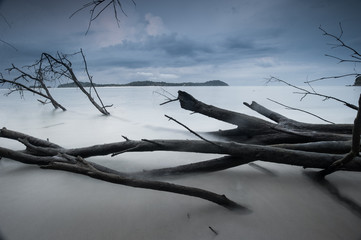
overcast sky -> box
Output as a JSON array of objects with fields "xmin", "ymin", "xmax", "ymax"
[{"xmin": 0, "ymin": 0, "xmax": 360, "ymax": 86}]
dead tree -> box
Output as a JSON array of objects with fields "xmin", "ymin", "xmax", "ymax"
[
  {"xmin": 0, "ymin": 127, "xmax": 246, "ymax": 211},
  {"xmin": 0, "ymin": 50, "xmax": 111, "ymax": 115},
  {"xmin": 0, "ymin": 65, "xmax": 67, "ymax": 111},
  {"xmin": 1, "ymin": 89, "xmax": 360, "ymax": 210}
]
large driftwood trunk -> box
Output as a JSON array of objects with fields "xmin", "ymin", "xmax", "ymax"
[{"xmin": 177, "ymin": 91, "xmax": 353, "ymax": 144}]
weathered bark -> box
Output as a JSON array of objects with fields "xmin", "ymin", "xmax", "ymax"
[
  {"xmin": 270, "ymin": 140, "xmax": 352, "ymax": 154},
  {"xmin": 178, "ymin": 91, "xmax": 276, "ymax": 136},
  {"xmin": 318, "ymin": 94, "xmax": 361, "ymax": 177},
  {"xmin": 177, "ymin": 90, "xmax": 353, "ymax": 144},
  {"xmin": 43, "ymin": 158, "xmax": 245, "ymax": 211},
  {"xmin": 1, "ymin": 127, "xmax": 361, "ymax": 172},
  {"xmin": 137, "ymin": 156, "xmax": 252, "ymax": 178},
  {"xmin": 0, "ymin": 127, "xmax": 62, "ymax": 149},
  {"xmin": 244, "ymin": 101, "xmax": 353, "ymax": 134},
  {"xmin": 0, "ymin": 141, "xmax": 246, "ymax": 210}
]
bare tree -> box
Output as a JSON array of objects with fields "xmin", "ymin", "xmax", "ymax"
[
  {"xmin": 0, "ymin": 49, "xmax": 111, "ymax": 115},
  {"xmin": 0, "ymin": 64, "xmax": 67, "ymax": 111}
]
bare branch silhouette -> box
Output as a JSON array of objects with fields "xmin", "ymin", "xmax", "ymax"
[
  {"xmin": 267, "ymin": 76, "xmax": 358, "ymax": 110},
  {"xmin": 304, "ymin": 23, "xmax": 360, "ymax": 85},
  {"xmin": 0, "ymin": 50, "xmax": 111, "ymax": 114},
  {"xmin": 70, "ymin": 0, "xmax": 136, "ymax": 35},
  {"xmin": 267, "ymin": 98, "xmax": 335, "ymax": 124}
]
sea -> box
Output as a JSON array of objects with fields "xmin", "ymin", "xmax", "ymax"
[{"xmin": 0, "ymin": 85, "xmax": 360, "ymax": 240}]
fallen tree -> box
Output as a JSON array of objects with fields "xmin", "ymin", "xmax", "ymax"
[{"xmin": 0, "ymin": 90, "xmax": 360, "ymax": 211}]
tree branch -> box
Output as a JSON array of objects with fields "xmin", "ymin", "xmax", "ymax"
[
  {"xmin": 267, "ymin": 76, "xmax": 358, "ymax": 110},
  {"xmin": 70, "ymin": 0, "xmax": 136, "ymax": 35},
  {"xmin": 318, "ymin": 94, "xmax": 361, "ymax": 177},
  {"xmin": 319, "ymin": 23, "xmax": 361, "ymax": 63}
]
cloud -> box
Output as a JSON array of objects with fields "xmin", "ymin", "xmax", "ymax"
[
  {"xmin": 158, "ymin": 73, "xmax": 179, "ymax": 79},
  {"xmin": 90, "ymin": 29, "xmax": 281, "ymax": 73},
  {"xmin": 148, "ymin": 33, "xmax": 213, "ymax": 57},
  {"xmin": 94, "ymin": 33, "xmax": 213, "ymax": 69},
  {"xmin": 136, "ymin": 71, "xmax": 154, "ymax": 77},
  {"xmin": 254, "ymin": 57, "xmax": 279, "ymax": 68},
  {"xmin": 135, "ymin": 71, "xmax": 179, "ymax": 80},
  {"xmin": 223, "ymin": 37, "xmax": 254, "ymax": 50},
  {"xmin": 145, "ymin": 13, "xmax": 167, "ymax": 36}
]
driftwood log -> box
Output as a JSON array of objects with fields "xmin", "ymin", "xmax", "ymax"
[{"xmin": 0, "ymin": 90, "xmax": 360, "ymax": 210}]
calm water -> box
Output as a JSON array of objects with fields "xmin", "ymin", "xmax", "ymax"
[{"xmin": 0, "ymin": 86, "xmax": 360, "ymax": 240}]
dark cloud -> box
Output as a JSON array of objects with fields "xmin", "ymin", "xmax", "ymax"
[
  {"xmin": 97, "ymin": 58, "xmax": 152, "ymax": 69},
  {"xmin": 119, "ymin": 33, "xmax": 213, "ymax": 57},
  {"xmin": 1, "ymin": 0, "xmax": 361, "ymax": 85},
  {"xmin": 89, "ymin": 31, "xmax": 280, "ymax": 72},
  {"xmin": 153, "ymin": 34, "xmax": 211, "ymax": 57},
  {"xmin": 224, "ymin": 37, "xmax": 254, "ymax": 50},
  {"xmin": 94, "ymin": 33, "xmax": 214, "ymax": 68}
]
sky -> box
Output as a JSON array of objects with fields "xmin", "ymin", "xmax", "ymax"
[{"xmin": 0, "ymin": 0, "xmax": 361, "ymax": 86}]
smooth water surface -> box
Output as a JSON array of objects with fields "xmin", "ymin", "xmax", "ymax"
[{"xmin": 0, "ymin": 86, "xmax": 360, "ymax": 240}]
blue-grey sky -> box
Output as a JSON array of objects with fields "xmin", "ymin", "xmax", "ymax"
[{"xmin": 0, "ymin": 0, "xmax": 360, "ymax": 85}]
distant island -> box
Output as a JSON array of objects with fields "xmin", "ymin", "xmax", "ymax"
[{"xmin": 58, "ymin": 80, "xmax": 228, "ymax": 88}]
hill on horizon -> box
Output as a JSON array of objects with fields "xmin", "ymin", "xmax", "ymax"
[{"xmin": 57, "ymin": 80, "xmax": 228, "ymax": 88}]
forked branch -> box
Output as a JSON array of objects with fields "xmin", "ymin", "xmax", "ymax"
[
  {"xmin": 305, "ymin": 23, "xmax": 360, "ymax": 84},
  {"xmin": 70, "ymin": 0, "xmax": 136, "ymax": 34},
  {"xmin": 267, "ymin": 76, "xmax": 358, "ymax": 110},
  {"xmin": 319, "ymin": 23, "xmax": 361, "ymax": 63},
  {"xmin": 0, "ymin": 51, "xmax": 111, "ymax": 115}
]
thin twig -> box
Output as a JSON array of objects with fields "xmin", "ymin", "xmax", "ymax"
[
  {"xmin": 164, "ymin": 114, "xmax": 222, "ymax": 148},
  {"xmin": 122, "ymin": 135, "xmax": 130, "ymax": 141},
  {"xmin": 80, "ymin": 48, "xmax": 110, "ymax": 114},
  {"xmin": 267, "ymin": 98, "xmax": 334, "ymax": 124},
  {"xmin": 267, "ymin": 76, "xmax": 358, "ymax": 110},
  {"xmin": 154, "ymin": 88, "xmax": 179, "ymax": 105},
  {"xmin": 0, "ymin": 12, "xmax": 17, "ymax": 51},
  {"xmin": 70, "ymin": 0, "xmax": 136, "ymax": 35},
  {"xmin": 160, "ymin": 98, "xmax": 179, "ymax": 106},
  {"xmin": 305, "ymin": 73, "xmax": 359, "ymax": 84},
  {"xmin": 209, "ymin": 226, "xmax": 219, "ymax": 235},
  {"xmin": 319, "ymin": 23, "xmax": 361, "ymax": 63},
  {"xmin": 0, "ymin": 39, "xmax": 18, "ymax": 51}
]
